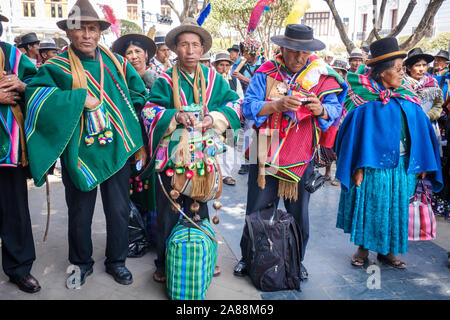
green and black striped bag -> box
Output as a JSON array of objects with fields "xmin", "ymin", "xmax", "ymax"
[{"xmin": 166, "ymin": 218, "xmax": 217, "ymax": 300}]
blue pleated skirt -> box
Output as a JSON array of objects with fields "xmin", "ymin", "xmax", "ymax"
[{"xmin": 336, "ymin": 156, "xmax": 417, "ymax": 255}]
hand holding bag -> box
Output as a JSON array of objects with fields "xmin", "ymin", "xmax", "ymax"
[{"xmin": 408, "ymin": 179, "xmax": 437, "ymax": 241}]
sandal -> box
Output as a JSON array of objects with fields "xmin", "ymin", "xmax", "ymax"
[
  {"xmin": 324, "ymin": 174, "xmax": 331, "ymax": 181},
  {"xmin": 153, "ymin": 272, "xmax": 166, "ymax": 283},
  {"xmin": 330, "ymin": 178, "xmax": 340, "ymax": 186},
  {"xmin": 223, "ymin": 177, "xmax": 236, "ymax": 186},
  {"xmin": 351, "ymin": 247, "xmax": 369, "ymax": 266},
  {"xmin": 377, "ymin": 253, "xmax": 406, "ymax": 269},
  {"xmin": 213, "ymin": 266, "xmax": 221, "ymax": 277}
]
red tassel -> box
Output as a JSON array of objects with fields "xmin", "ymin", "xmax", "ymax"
[{"xmin": 248, "ymin": 0, "xmax": 274, "ymax": 33}]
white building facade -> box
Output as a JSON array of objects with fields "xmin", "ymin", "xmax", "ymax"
[
  {"xmin": 301, "ymin": 0, "xmax": 450, "ymax": 47},
  {"xmin": 0, "ymin": 0, "xmax": 178, "ymax": 45}
]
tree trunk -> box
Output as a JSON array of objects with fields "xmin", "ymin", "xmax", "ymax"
[
  {"xmin": 399, "ymin": 0, "xmax": 444, "ymax": 51},
  {"xmin": 387, "ymin": 0, "xmax": 417, "ymax": 38},
  {"xmin": 167, "ymin": 0, "xmax": 211, "ymax": 22},
  {"xmin": 324, "ymin": 0, "xmax": 356, "ymax": 53},
  {"xmin": 364, "ymin": 0, "xmax": 388, "ymax": 44}
]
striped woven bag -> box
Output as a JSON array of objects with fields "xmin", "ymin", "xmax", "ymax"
[{"xmin": 165, "ymin": 218, "xmax": 217, "ymax": 300}]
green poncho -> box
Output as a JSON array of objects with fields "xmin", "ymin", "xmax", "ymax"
[
  {"xmin": 25, "ymin": 48, "xmax": 148, "ymax": 191},
  {"xmin": 140, "ymin": 63, "xmax": 242, "ymax": 178},
  {"xmin": 0, "ymin": 42, "xmax": 36, "ymax": 166}
]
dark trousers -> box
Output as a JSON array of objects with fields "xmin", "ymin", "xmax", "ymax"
[
  {"xmin": 61, "ymin": 163, "xmax": 131, "ymax": 270},
  {"xmin": 241, "ymin": 162, "xmax": 313, "ymax": 261},
  {"xmin": 0, "ymin": 166, "xmax": 36, "ymax": 279},
  {"xmin": 154, "ymin": 173, "xmax": 209, "ymax": 274}
]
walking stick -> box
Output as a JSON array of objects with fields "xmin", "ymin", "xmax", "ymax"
[{"xmin": 43, "ymin": 173, "xmax": 51, "ymax": 242}]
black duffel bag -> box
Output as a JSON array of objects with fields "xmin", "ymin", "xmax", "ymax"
[{"xmin": 241, "ymin": 205, "xmax": 303, "ymax": 292}]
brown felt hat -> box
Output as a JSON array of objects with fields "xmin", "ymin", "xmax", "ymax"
[
  {"xmin": 57, "ymin": 0, "xmax": 111, "ymax": 31},
  {"xmin": 0, "ymin": 14, "xmax": 9, "ymax": 23},
  {"xmin": 165, "ymin": 17, "xmax": 212, "ymax": 53}
]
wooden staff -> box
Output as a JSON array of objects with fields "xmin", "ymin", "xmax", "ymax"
[
  {"xmin": 43, "ymin": 174, "xmax": 51, "ymax": 242},
  {"xmin": 233, "ymin": 57, "xmax": 247, "ymax": 73}
]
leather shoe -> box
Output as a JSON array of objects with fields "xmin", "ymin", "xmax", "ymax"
[
  {"xmin": 106, "ymin": 266, "xmax": 133, "ymax": 285},
  {"xmin": 233, "ymin": 260, "xmax": 247, "ymax": 277},
  {"xmin": 67, "ymin": 266, "xmax": 93, "ymax": 288},
  {"xmin": 10, "ymin": 274, "xmax": 41, "ymax": 293}
]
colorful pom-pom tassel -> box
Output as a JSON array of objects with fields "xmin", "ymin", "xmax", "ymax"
[
  {"xmin": 166, "ymin": 168, "xmax": 174, "ymax": 177},
  {"xmin": 186, "ymin": 170, "xmax": 194, "ymax": 179}
]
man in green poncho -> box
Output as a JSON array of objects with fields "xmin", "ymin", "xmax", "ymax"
[
  {"xmin": 140, "ymin": 18, "xmax": 242, "ymax": 283},
  {"xmin": 0, "ymin": 13, "xmax": 41, "ymax": 294},
  {"xmin": 25, "ymin": 0, "xmax": 148, "ymax": 287}
]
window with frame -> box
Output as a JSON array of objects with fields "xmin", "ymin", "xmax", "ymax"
[
  {"xmin": 23, "ymin": 0, "xmax": 36, "ymax": 17},
  {"xmin": 127, "ymin": 0, "xmax": 138, "ymax": 21},
  {"xmin": 302, "ymin": 12, "xmax": 330, "ymax": 36},
  {"xmin": 161, "ymin": 6, "xmax": 171, "ymax": 17},
  {"xmin": 391, "ymin": 9, "xmax": 398, "ymax": 29},
  {"xmin": 44, "ymin": 0, "xmax": 68, "ymax": 18}
]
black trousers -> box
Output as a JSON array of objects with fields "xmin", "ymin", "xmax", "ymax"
[
  {"xmin": 241, "ymin": 162, "xmax": 313, "ymax": 261},
  {"xmin": 154, "ymin": 173, "xmax": 209, "ymax": 273},
  {"xmin": 61, "ymin": 163, "xmax": 131, "ymax": 270},
  {"xmin": 0, "ymin": 166, "xmax": 36, "ymax": 279}
]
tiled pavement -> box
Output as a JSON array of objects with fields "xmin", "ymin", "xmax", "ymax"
[
  {"xmin": 0, "ymin": 164, "xmax": 449, "ymax": 300},
  {"xmin": 216, "ymin": 165, "xmax": 450, "ymax": 300}
]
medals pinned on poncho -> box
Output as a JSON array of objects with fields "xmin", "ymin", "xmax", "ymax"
[{"xmin": 276, "ymin": 81, "xmax": 289, "ymax": 96}]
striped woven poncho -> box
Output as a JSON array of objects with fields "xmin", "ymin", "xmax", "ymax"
[{"xmin": 25, "ymin": 48, "xmax": 148, "ymax": 191}]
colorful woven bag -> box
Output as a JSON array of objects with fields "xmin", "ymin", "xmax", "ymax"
[
  {"xmin": 408, "ymin": 179, "xmax": 437, "ymax": 241},
  {"xmin": 165, "ymin": 218, "xmax": 217, "ymax": 300}
]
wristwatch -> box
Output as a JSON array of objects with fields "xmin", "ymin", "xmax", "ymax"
[{"xmin": 319, "ymin": 106, "xmax": 325, "ymax": 117}]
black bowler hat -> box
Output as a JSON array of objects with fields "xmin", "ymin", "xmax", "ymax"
[
  {"xmin": 404, "ymin": 47, "xmax": 434, "ymax": 66},
  {"xmin": 270, "ymin": 24, "xmax": 325, "ymax": 52},
  {"xmin": 112, "ymin": 33, "xmax": 157, "ymax": 60},
  {"xmin": 18, "ymin": 33, "xmax": 40, "ymax": 48},
  {"xmin": 435, "ymin": 49, "xmax": 449, "ymax": 61},
  {"xmin": 227, "ymin": 44, "xmax": 239, "ymax": 53},
  {"xmin": 366, "ymin": 37, "xmax": 406, "ymax": 67}
]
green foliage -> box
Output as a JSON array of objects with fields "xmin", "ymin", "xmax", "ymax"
[
  {"xmin": 398, "ymin": 31, "xmax": 450, "ymax": 53},
  {"xmin": 119, "ymin": 20, "xmax": 143, "ymax": 36},
  {"xmin": 209, "ymin": 0, "xmax": 296, "ymax": 55}
]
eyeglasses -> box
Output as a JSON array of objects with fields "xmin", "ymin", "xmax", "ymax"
[{"xmin": 392, "ymin": 66, "xmax": 407, "ymax": 73}]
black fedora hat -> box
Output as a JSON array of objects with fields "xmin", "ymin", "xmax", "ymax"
[
  {"xmin": 366, "ymin": 37, "xmax": 406, "ymax": 67},
  {"xmin": 112, "ymin": 33, "xmax": 157, "ymax": 60},
  {"xmin": 227, "ymin": 44, "xmax": 239, "ymax": 53},
  {"xmin": 18, "ymin": 33, "xmax": 40, "ymax": 48},
  {"xmin": 0, "ymin": 13, "xmax": 8, "ymax": 22},
  {"xmin": 271, "ymin": 24, "xmax": 325, "ymax": 52},
  {"xmin": 434, "ymin": 49, "xmax": 449, "ymax": 61},
  {"xmin": 404, "ymin": 47, "xmax": 434, "ymax": 66}
]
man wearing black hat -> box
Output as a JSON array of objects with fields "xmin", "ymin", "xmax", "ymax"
[
  {"xmin": 37, "ymin": 38, "xmax": 60, "ymax": 67},
  {"xmin": 227, "ymin": 44, "xmax": 240, "ymax": 63},
  {"xmin": 0, "ymin": 13, "xmax": 41, "ymax": 293},
  {"xmin": 234, "ymin": 24, "xmax": 347, "ymax": 280},
  {"xmin": 18, "ymin": 33, "xmax": 40, "ymax": 66},
  {"xmin": 25, "ymin": 0, "xmax": 149, "ymax": 287}
]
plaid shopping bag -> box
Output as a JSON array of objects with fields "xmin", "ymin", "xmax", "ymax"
[{"xmin": 408, "ymin": 179, "xmax": 437, "ymax": 241}]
